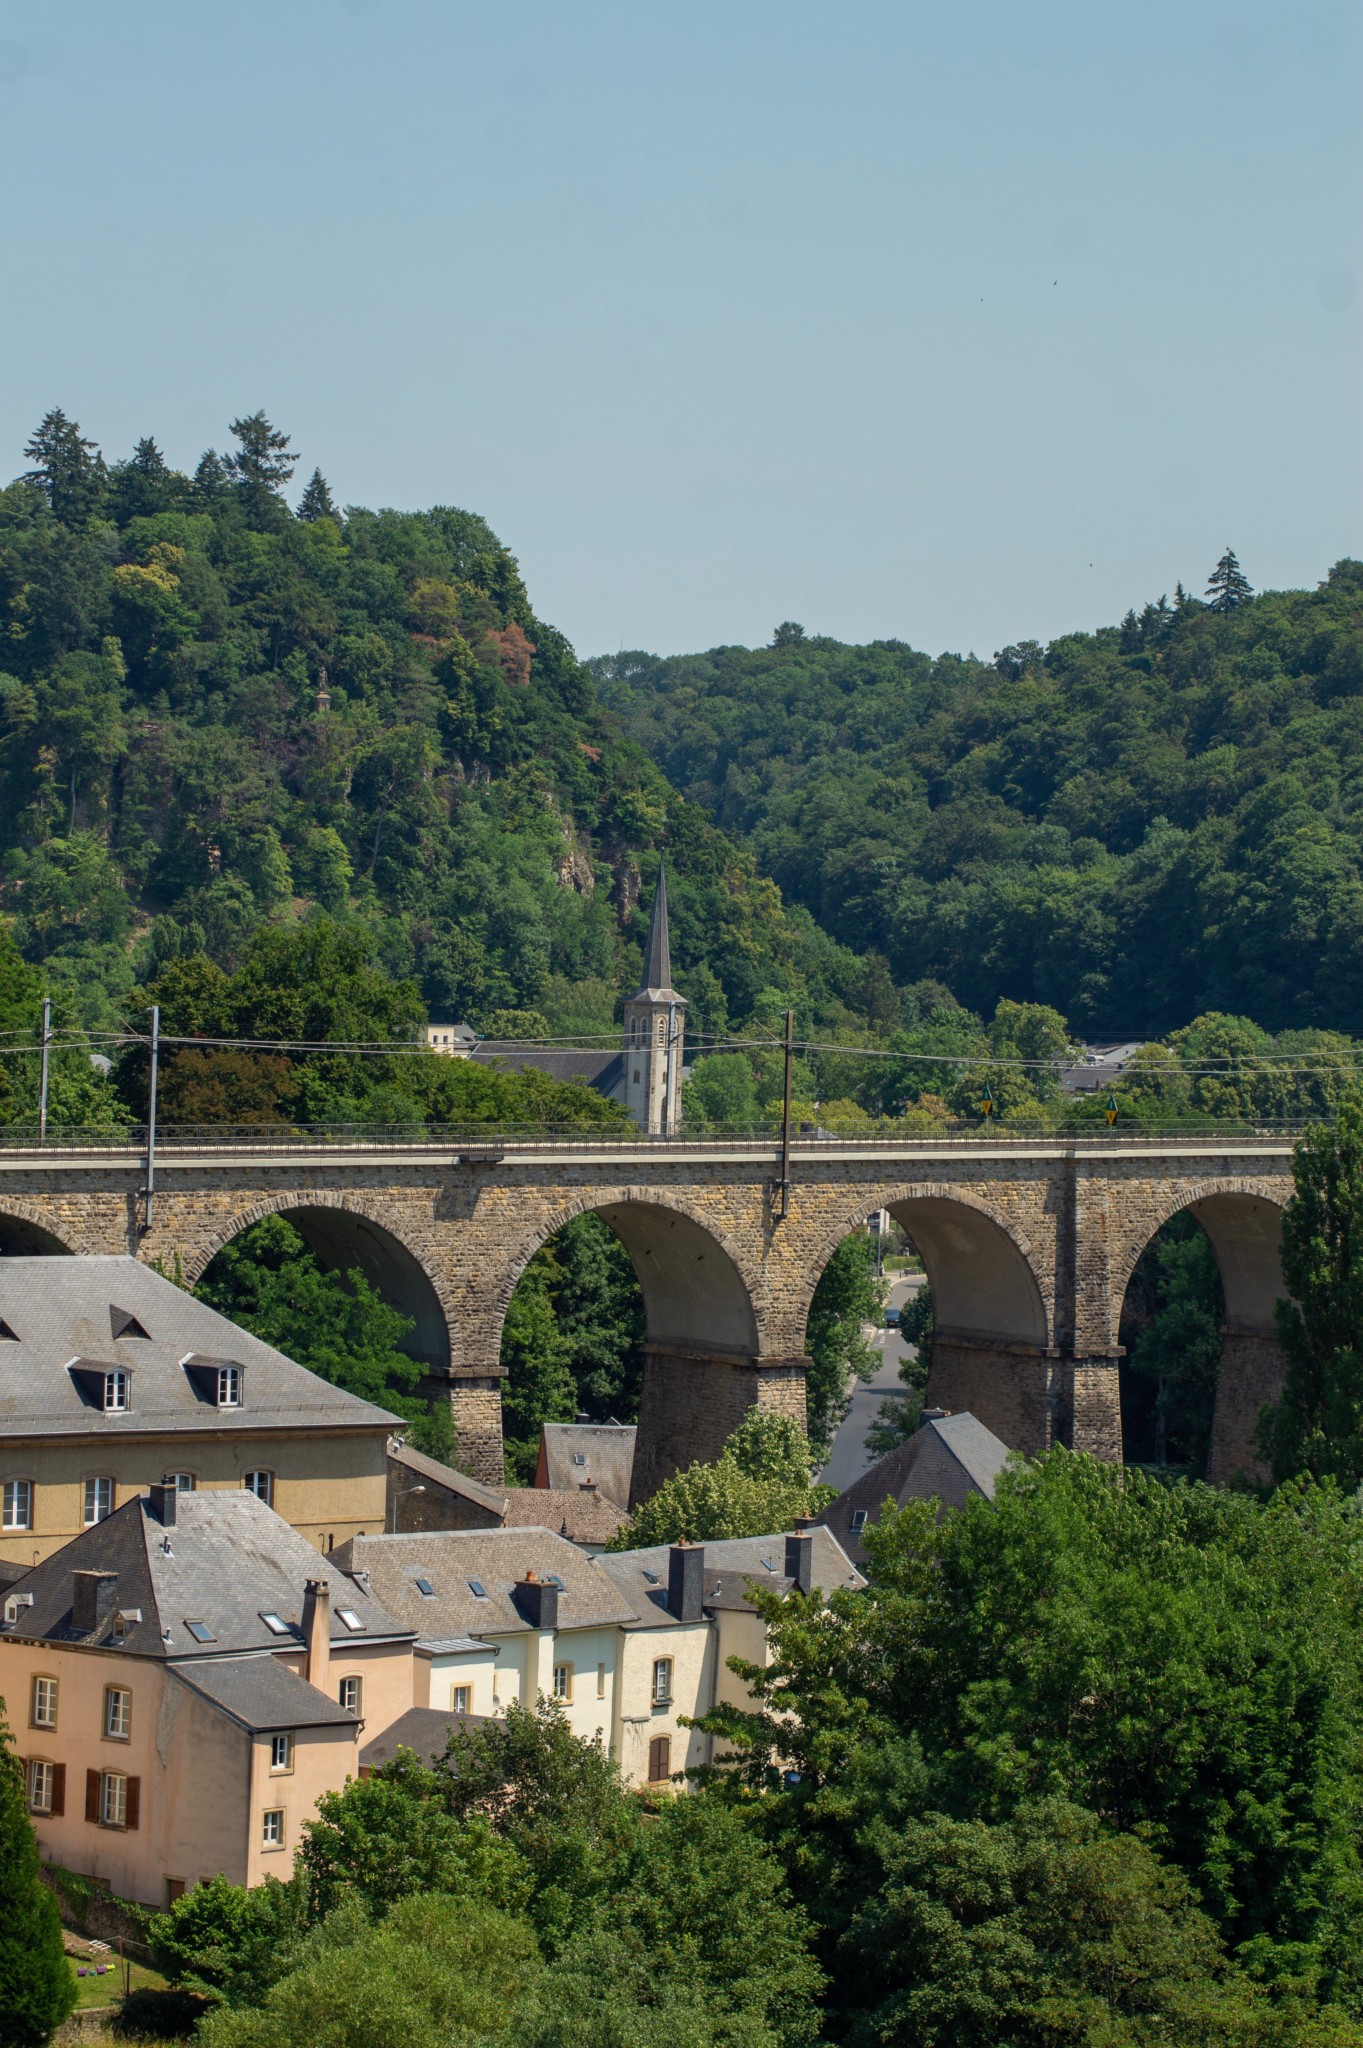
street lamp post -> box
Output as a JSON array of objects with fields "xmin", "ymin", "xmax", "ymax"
[{"xmin": 391, "ymin": 1482, "xmax": 426, "ymax": 1534}]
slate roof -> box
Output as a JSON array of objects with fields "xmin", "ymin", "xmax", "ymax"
[
  {"xmin": 172, "ymin": 1654, "xmax": 357, "ymax": 1732},
  {"xmin": 0, "ymin": 1489, "xmax": 412, "ymax": 1660},
  {"xmin": 469, "ymin": 1046, "xmax": 626, "ymax": 1097},
  {"xmin": 536, "ymin": 1422, "xmax": 636, "ymax": 1506},
  {"xmin": 598, "ymin": 1527, "xmax": 863, "ymax": 1629},
  {"xmin": 632, "ymin": 858, "xmax": 682, "ymax": 1002},
  {"xmin": 0, "ymin": 1256, "xmax": 397, "ymax": 1439},
  {"xmin": 818, "ymin": 1412, "xmax": 1012, "ymax": 1564},
  {"xmin": 360, "ymin": 1705, "xmax": 483, "ymax": 1772},
  {"xmin": 333, "ymin": 1526, "xmax": 634, "ymax": 1639},
  {"xmin": 501, "ymin": 1486, "xmax": 628, "ymax": 1547},
  {"xmin": 388, "ymin": 1438, "xmax": 507, "ymax": 1516}
]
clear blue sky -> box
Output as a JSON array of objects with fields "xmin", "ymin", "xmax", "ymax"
[{"xmin": 2, "ymin": 1, "xmax": 1358, "ymax": 661}]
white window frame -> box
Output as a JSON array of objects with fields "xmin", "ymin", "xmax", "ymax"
[
  {"xmin": 84, "ymin": 1476, "xmax": 114, "ymax": 1526},
  {"xmin": 2, "ymin": 1477, "xmax": 32, "ymax": 1530},
  {"xmin": 104, "ymin": 1686, "xmax": 132, "ymax": 1741},
  {"xmin": 27, "ymin": 1757, "xmax": 53, "ymax": 1814},
  {"xmin": 338, "ymin": 1675, "xmax": 361, "ymax": 1715},
  {"xmin": 451, "ymin": 1684, "xmax": 471, "ymax": 1714},
  {"xmin": 31, "ymin": 1675, "xmax": 58, "ymax": 1729},
  {"xmin": 269, "ymin": 1732, "xmax": 294, "ymax": 1774},
  {"xmin": 217, "ymin": 1365, "xmax": 242, "ymax": 1408},
  {"xmin": 162, "ymin": 1471, "xmax": 196, "ymax": 1493},
  {"xmin": 552, "ymin": 1661, "xmax": 573, "ymax": 1702},
  {"xmin": 261, "ymin": 1807, "xmax": 285, "ymax": 1849},
  {"xmin": 244, "ymin": 1471, "xmax": 273, "ymax": 1506},
  {"xmin": 652, "ymin": 1656, "xmax": 673, "ymax": 1706},
  {"xmin": 103, "ymin": 1370, "xmax": 130, "ymax": 1413},
  {"xmin": 101, "ymin": 1771, "xmax": 127, "ymax": 1828}
]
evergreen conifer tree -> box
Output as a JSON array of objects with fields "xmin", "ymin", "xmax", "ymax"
[
  {"xmin": 192, "ymin": 448, "xmax": 230, "ymax": 505},
  {"xmin": 21, "ymin": 409, "xmax": 106, "ymax": 526},
  {"xmin": 109, "ymin": 436, "xmax": 179, "ymax": 522},
  {"xmin": 224, "ymin": 410, "xmax": 297, "ymax": 526},
  {"xmin": 0, "ymin": 1720, "xmax": 75, "ymax": 2045},
  {"xmin": 297, "ymin": 467, "xmax": 339, "ymax": 522},
  {"xmin": 1205, "ymin": 547, "xmax": 1254, "ymax": 611}
]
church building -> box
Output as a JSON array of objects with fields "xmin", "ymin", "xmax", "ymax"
[{"xmin": 428, "ymin": 862, "xmax": 687, "ymax": 1135}]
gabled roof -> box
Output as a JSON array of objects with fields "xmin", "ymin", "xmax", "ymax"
[
  {"xmin": 361, "ymin": 1705, "xmax": 484, "ymax": 1772},
  {"xmin": 501, "ymin": 1486, "xmax": 628, "ymax": 1546},
  {"xmin": 817, "ymin": 1411, "xmax": 1012, "ymax": 1563},
  {"xmin": 172, "ymin": 1654, "xmax": 358, "ymax": 1733},
  {"xmin": 0, "ymin": 1256, "xmax": 397, "ymax": 1438},
  {"xmin": 536, "ymin": 1421, "xmax": 636, "ymax": 1506},
  {"xmin": 0, "ymin": 1489, "xmax": 412, "ymax": 1660},
  {"xmin": 333, "ymin": 1527, "xmax": 634, "ymax": 1638},
  {"xmin": 468, "ymin": 1047, "xmax": 625, "ymax": 1096},
  {"xmin": 598, "ymin": 1527, "xmax": 863, "ymax": 1628}
]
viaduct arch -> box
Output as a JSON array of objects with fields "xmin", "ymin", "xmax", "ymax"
[{"xmin": 0, "ymin": 1132, "xmax": 1298, "ymax": 1492}]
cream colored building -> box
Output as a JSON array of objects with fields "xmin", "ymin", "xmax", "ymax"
[
  {"xmin": 0, "ymin": 1487, "xmax": 417, "ymax": 1906},
  {"xmin": 0, "ymin": 1257, "xmax": 396, "ymax": 1565},
  {"xmin": 335, "ymin": 1522, "xmax": 861, "ymax": 1788}
]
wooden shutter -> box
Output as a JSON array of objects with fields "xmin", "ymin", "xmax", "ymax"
[
  {"xmin": 648, "ymin": 1735, "xmax": 671, "ymax": 1782},
  {"xmin": 50, "ymin": 1763, "xmax": 65, "ymax": 1817},
  {"xmin": 125, "ymin": 1776, "xmax": 140, "ymax": 1831},
  {"xmin": 85, "ymin": 1769, "xmax": 100, "ymax": 1823}
]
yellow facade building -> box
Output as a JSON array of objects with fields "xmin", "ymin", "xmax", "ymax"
[{"xmin": 0, "ymin": 1257, "xmax": 396, "ymax": 1566}]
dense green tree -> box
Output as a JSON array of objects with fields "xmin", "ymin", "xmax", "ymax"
[
  {"xmin": 1260, "ymin": 1098, "xmax": 1363, "ymax": 1487},
  {"xmin": 297, "ymin": 468, "xmax": 338, "ymax": 523},
  {"xmin": 22, "ymin": 408, "xmax": 105, "ymax": 526},
  {"xmin": 0, "ymin": 1714, "xmax": 76, "ymax": 2046},
  {"xmin": 149, "ymin": 1873, "xmax": 308, "ymax": 2011},
  {"xmin": 1205, "ymin": 546, "xmax": 1254, "ymax": 612},
  {"xmin": 299, "ymin": 1753, "xmax": 530, "ymax": 1920},
  {"xmin": 611, "ymin": 1411, "xmax": 831, "ymax": 1547},
  {"xmin": 1119, "ymin": 1215, "xmax": 1224, "ymax": 1472},
  {"xmin": 864, "ymin": 1281, "xmax": 932, "ymax": 1458},
  {"xmin": 224, "ymin": 410, "xmax": 297, "ymax": 526}
]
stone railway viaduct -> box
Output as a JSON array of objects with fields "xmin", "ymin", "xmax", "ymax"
[{"xmin": 0, "ymin": 1129, "xmax": 1295, "ymax": 1496}]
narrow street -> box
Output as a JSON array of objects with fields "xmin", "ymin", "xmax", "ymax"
[{"xmin": 817, "ymin": 1271, "xmax": 925, "ymax": 1492}]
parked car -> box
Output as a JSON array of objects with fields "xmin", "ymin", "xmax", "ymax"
[{"xmin": 885, "ymin": 1306, "xmax": 901, "ymax": 1328}]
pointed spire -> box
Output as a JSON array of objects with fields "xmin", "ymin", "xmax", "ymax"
[{"xmin": 637, "ymin": 858, "xmax": 678, "ymax": 997}]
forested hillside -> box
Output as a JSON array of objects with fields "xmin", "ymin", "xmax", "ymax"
[
  {"xmin": 594, "ymin": 564, "xmax": 1363, "ymax": 1038},
  {"xmin": 0, "ymin": 409, "xmax": 875, "ymax": 1064}
]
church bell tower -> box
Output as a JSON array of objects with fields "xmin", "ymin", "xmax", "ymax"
[{"xmin": 623, "ymin": 860, "xmax": 686, "ymax": 1136}]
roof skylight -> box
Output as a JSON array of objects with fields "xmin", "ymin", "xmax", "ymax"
[
  {"xmin": 468, "ymin": 1579, "xmax": 488, "ymax": 1599},
  {"xmin": 336, "ymin": 1607, "xmax": 365, "ymax": 1632},
  {"xmin": 414, "ymin": 1577, "xmax": 435, "ymax": 1597},
  {"xmin": 184, "ymin": 1619, "xmax": 215, "ymax": 1643},
  {"xmin": 261, "ymin": 1612, "xmax": 291, "ymax": 1636}
]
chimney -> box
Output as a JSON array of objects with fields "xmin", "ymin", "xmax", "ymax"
[
  {"xmin": 148, "ymin": 1482, "xmax": 177, "ymax": 1527},
  {"xmin": 515, "ymin": 1572, "xmax": 558, "ymax": 1631},
  {"xmin": 301, "ymin": 1578, "xmax": 331, "ymax": 1690},
  {"xmin": 71, "ymin": 1570, "xmax": 119, "ymax": 1634},
  {"xmin": 668, "ymin": 1541, "xmax": 704, "ymax": 1622},
  {"xmin": 784, "ymin": 1532, "xmax": 814, "ymax": 1597},
  {"xmin": 579, "ymin": 1478, "xmax": 597, "ymax": 1493},
  {"xmin": 921, "ymin": 1408, "xmax": 948, "ymax": 1423}
]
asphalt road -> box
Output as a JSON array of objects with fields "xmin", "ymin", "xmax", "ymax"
[{"xmin": 817, "ymin": 1272, "xmax": 924, "ymax": 1492}]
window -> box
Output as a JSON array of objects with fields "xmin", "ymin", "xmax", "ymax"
[
  {"xmin": 338, "ymin": 1676, "xmax": 362, "ymax": 1714},
  {"xmin": 553, "ymin": 1662, "xmax": 573, "ymax": 1701},
  {"xmin": 467, "ymin": 1579, "xmax": 488, "ymax": 1599},
  {"xmin": 31, "ymin": 1675, "xmax": 58, "ymax": 1729},
  {"xmin": 849, "ymin": 1509, "xmax": 868, "ymax": 1535},
  {"xmin": 216, "ymin": 1365, "xmax": 242, "ymax": 1408},
  {"xmin": 269, "ymin": 1733, "xmax": 293, "ymax": 1773},
  {"xmin": 261, "ymin": 1808, "xmax": 285, "ymax": 1849},
  {"xmin": 640, "ymin": 1569, "xmax": 660, "ymax": 1586},
  {"xmin": 27, "ymin": 1758, "xmax": 54, "ymax": 1815},
  {"xmin": 648, "ymin": 1735, "xmax": 672, "ymax": 1783},
  {"xmin": 84, "ymin": 1477, "xmax": 113, "ymax": 1525},
  {"xmin": 652, "ymin": 1657, "xmax": 673, "ymax": 1707},
  {"xmin": 451, "ymin": 1684, "xmax": 471, "ymax": 1714},
  {"xmin": 103, "ymin": 1370, "xmax": 130, "ymax": 1413},
  {"xmin": 571, "ymin": 1452, "xmax": 585, "ymax": 1467},
  {"xmin": 2, "ymin": 1478, "xmax": 31, "ymax": 1530},
  {"xmin": 101, "ymin": 1771, "xmax": 128, "ymax": 1827},
  {"xmin": 162, "ymin": 1471, "xmax": 196, "ymax": 1493},
  {"xmin": 244, "ymin": 1471, "xmax": 273, "ymax": 1505},
  {"xmin": 336, "ymin": 1607, "xmax": 365, "ymax": 1632},
  {"xmin": 414, "ymin": 1577, "xmax": 435, "ymax": 1598},
  {"xmin": 184, "ymin": 1620, "xmax": 215, "ymax": 1644},
  {"xmin": 104, "ymin": 1686, "xmax": 132, "ymax": 1741},
  {"xmin": 260, "ymin": 1612, "xmax": 291, "ymax": 1636},
  {"xmin": 597, "ymin": 1662, "xmax": 606, "ymax": 1699}
]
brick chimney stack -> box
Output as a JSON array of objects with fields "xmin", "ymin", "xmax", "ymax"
[
  {"xmin": 668, "ymin": 1541, "xmax": 704, "ymax": 1622},
  {"xmin": 301, "ymin": 1578, "xmax": 331, "ymax": 1690},
  {"xmin": 784, "ymin": 1531, "xmax": 814, "ymax": 1597}
]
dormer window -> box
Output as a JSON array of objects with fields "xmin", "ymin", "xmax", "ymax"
[
  {"xmin": 217, "ymin": 1366, "xmax": 242, "ymax": 1409},
  {"xmin": 103, "ymin": 1371, "xmax": 130, "ymax": 1413}
]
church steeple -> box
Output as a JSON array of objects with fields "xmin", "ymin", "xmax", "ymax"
[
  {"xmin": 622, "ymin": 858, "xmax": 686, "ymax": 1135},
  {"xmin": 636, "ymin": 858, "xmax": 678, "ymax": 998}
]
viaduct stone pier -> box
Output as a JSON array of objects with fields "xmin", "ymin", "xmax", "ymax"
[{"xmin": 0, "ymin": 1129, "xmax": 1295, "ymax": 1494}]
